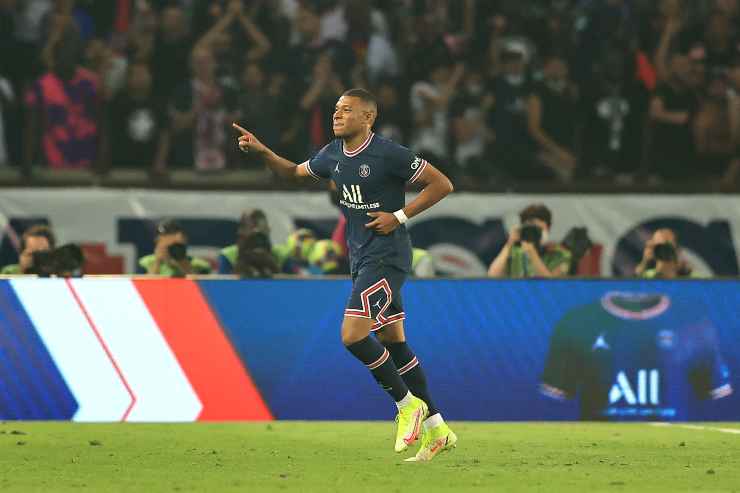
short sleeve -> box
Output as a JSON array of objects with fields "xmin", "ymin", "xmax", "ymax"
[
  {"xmin": 540, "ymin": 319, "xmax": 580, "ymax": 400},
  {"xmin": 305, "ymin": 143, "xmax": 333, "ymax": 180},
  {"xmin": 688, "ymin": 320, "xmax": 733, "ymax": 400},
  {"xmin": 387, "ymin": 143, "xmax": 427, "ymax": 183},
  {"xmin": 545, "ymin": 247, "xmax": 572, "ymax": 274}
]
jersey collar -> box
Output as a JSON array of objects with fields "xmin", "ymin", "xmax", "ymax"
[
  {"xmin": 342, "ymin": 132, "xmax": 374, "ymax": 157},
  {"xmin": 601, "ymin": 292, "xmax": 671, "ymax": 320}
]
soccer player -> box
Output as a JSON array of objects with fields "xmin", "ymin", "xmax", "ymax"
[{"xmin": 233, "ymin": 88, "xmax": 456, "ymax": 461}]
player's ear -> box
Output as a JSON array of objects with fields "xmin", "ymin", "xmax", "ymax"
[{"xmin": 364, "ymin": 108, "xmax": 377, "ymax": 125}]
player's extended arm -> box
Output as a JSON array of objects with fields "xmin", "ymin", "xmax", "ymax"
[
  {"xmin": 366, "ymin": 162, "xmax": 453, "ymax": 234},
  {"xmin": 232, "ymin": 123, "xmax": 312, "ymax": 180}
]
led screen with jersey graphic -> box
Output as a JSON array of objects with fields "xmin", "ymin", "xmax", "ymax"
[{"xmin": 540, "ymin": 292, "xmax": 733, "ymax": 421}]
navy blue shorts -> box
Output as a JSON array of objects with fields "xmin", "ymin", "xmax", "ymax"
[{"xmin": 344, "ymin": 263, "xmax": 406, "ymax": 331}]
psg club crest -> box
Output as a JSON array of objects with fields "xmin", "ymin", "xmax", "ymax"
[{"xmin": 359, "ymin": 164, "xmax": 370, "ymax": 178}]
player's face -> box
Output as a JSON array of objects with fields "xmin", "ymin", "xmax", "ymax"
[{"xmin": 333, "ymin": 96, "xmax": 369, "ymax": 138}]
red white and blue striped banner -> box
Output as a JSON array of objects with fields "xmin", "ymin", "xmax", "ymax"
[{"xmin": 2, "ymin": 278, "xmax": 272, "ymax": 422}]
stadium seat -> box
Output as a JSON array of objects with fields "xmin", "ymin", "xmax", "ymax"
[
  {"xmin": 576, "ymin": 244, "xmax": 603, "ymax": 277},
  {"xmin": 80, "ymin": 243, "xmax": 125, "ymax": 275}
]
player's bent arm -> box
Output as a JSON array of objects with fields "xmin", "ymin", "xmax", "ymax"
[{"xmin": 401, "ymin": 162, "xmax": 453, "ymax": 220}]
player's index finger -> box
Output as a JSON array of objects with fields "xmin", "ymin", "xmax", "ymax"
[{"xmin": 232, "ymin": 123, "xmax": 249, "ymax": 135}]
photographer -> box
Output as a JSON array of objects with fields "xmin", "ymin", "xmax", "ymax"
[
  {"xmin": 1, "ymin": 225, "xmax": 56, "ymax": 275},
  {"xmin": 234, "ymin": 227, "xmax": 279, "ymax": 278},
  {"xmin": 139, "ymin": 220, "xmax": 211, "ymax": 277},
  {"xmin": 488, "ymin": 204, "xmax": 571, "ymax": 278},
  {"xmin": 635, "ymin": 228, "xmax": 692, "ymax": 279},
  {"xmin": 218, "ymin": 209, "xmax": 279, "ymax": 278}
]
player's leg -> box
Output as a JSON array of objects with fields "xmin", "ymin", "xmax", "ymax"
[
  {"xmin": 376, "ymin": 322, "xmax": 457, "ymax": 461},
  {"xmin": 343, "ymin": 265, "xmax": 427, "ymax": 452},
  {"xmin": 375, "ymin": 321, "xmax": 441, "ymax": 419},
  {"xmin": 341, "ymin": 315, "xmax": 410, "ymax": 403}
]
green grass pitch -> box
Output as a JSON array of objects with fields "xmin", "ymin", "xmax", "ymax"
[{"xmin": 1, "ymin": 422, "xmax": 739, "ymax": 492}]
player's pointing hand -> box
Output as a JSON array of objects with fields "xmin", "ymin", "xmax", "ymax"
[
  {"xmin": 365, "ymin": 211, "xmax": 400, "ymax": 235},
  {"xmin": 232, "ymin": 123, "xmax": 268, "ymax": 155}
]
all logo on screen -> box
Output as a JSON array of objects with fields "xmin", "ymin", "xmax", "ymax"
[{"xmin": 609, "ymin": 369, "xmax": 660, "ymax": 405}]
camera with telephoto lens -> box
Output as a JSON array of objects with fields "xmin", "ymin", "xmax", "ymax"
[
  {"xmin": 519, "ymin": 224, "xmax": 543, "ymax": 245},
  {"xmin": 653, "ymin": 242, "xmax": 677, "ymax": 262},
  {"xmin": 167, "ymin": 242, "xmax": 187, "ymax": 261},
  {"xmin": 28, "ymin": 244, "xmax": 85, "ymax": 277},
  {"xmin": 236, "ymin": 231, "xmax": 278, "ymax": 278}
]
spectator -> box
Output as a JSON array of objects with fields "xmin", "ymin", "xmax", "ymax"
[
  {"xmin": 191, "ymin": 0, "xmax": 272, "ymax": 88},
  {"xmin": 155, "ymin": 47, "xmax": 237, "ymax": 173},
  {"xmin": 273, "ymin": 228, "xmax": 317, "ymax": 275},
  {"xmin": 404, "ymin": 10, "xmax": 454, "ymax": 83},
  {"xmin": 488, "ymin": 203, "xmax": 571, "ymax": 278},
  {"xmin": 580, "ymin": 45, "xmax": 648, "ymax": 179},
  {"xmin": 720, "ymin": 55, "xmax": 740, "ymax": 186},
  {"xmin": 489, "ymin": 40, "xmax": 539, "ymax": 180},
  {"xmin": 344, "ymin": 0, "xmax": 398, "ymax": 85},
  {"xmin": 218, "ymin": 208, "xmax": 274, "ymax": 274},
  {"xmin": 234, "ymin": 62, "xmax": 281, "ymax": 164},
  {"xmin": 84, "ymin": 37, "xmax": 127, "ymax": 101},
  {"xmin": 447, "ymin": 67, "xmax": 495, "ymax": 180},
  {"xmin": 634, "ymin": 228, "xmax": 693, "ymax": 278},
  {"xmin": 286, "ymin": 2, "xmax": 354, "ymax": 81},
  {"xmin": 127, "ymin": 0, "xmax": 159, "ymax": 65},
  {"xmin": 0, "ymin": 72, "xmax": 14, "ymax": 167},
  {"xmin": 298, "ymin": 51, "xmax": 346, "ymax": 153},
  {"xmin": 306, "ymin": 239, "xmax": 345, "ymax": 275},
  {"xmin": 531, "ymin": 9, "xmax": 574, "ymax": 60},
  {"xmin": 694, "ymin": 69, "xmax": 736, "ymax": 181},
  {"xmin": 109, "ymin": 63, "xmax": 164, "ymax": 168},
  {"xmin": 138, "ymin": 220, "xmax": 211, "ymax": 276},
  {"xmin": 233, "ymin": 231, "xmax": 280, "ymax": 278},
  {"xmin": 527, "ymin": 55, "xmax": 578, "ymax": 182},
  {"xmin": 151, "ymin": 5, "xmax": 193, "ymax": 103},
  {"xmin": 373, "ymin": 78, "xmax": 410, "ymax": 144},
  {"xmin": 409, "ymin": 61, "xmax": 464, "ymax": 163},
  {"xmin": 1, "ymin": 225, "xmax": 56, "ymax": 275},
  {"xmin": 649, "ymin": 51, "xmax": 698, "ymax": 180},
  {"xmin": 24, "ymin": 29, "xmax": 103, "ymax": 172},
  {"xmin": 703, "ymin": 10, "xmax": 739, "ymax": 73}
]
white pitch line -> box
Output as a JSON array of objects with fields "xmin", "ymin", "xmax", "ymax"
[{"xmin": 650, "ymin": 423, "xmax": 740, "ymax": 435}]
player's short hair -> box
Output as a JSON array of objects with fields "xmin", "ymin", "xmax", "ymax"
[
  {"xmin": 342, "ymin": 88, "xmax": 378, "ymax": 113},
  {"xmin": 519, "ymin": 204, "xmax": 552, "ymax": 228},
  {"xmin": 21, "ymin": 225, "xmax": 56, "ymax": 251}
]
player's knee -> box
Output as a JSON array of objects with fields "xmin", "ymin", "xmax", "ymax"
[
  {"xmin": 341, "ymin": 318, "xmax": 371, "ymax": 346},
  {"xmin": 376, "ymin": 322, "xmax": 405, "ymax": 344},
  {"xmin": 376, "ymin": 328, "xmax": 405, "ymax": 345}
]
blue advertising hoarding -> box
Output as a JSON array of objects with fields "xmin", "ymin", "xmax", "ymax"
[
  {"xmin": 0, "ymin": 278, "xmax": 737, "ymax": 421},
  {"xmin": 200, "ymin": 279, "xmax": 740, "ymax": 421}
]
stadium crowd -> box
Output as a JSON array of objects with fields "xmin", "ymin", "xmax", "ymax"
[{"xmin": 1, "ymin": 0, "xmax": 740, "ymax": 187}]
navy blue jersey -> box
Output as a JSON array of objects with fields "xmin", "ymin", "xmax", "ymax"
[
  {"xmin": 305, "ymin": 132, "xmax": 427, "ymax": 274},
  {"xmin": 540, "ymin": 292, "xmax": 732, "ymax": 421}
]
